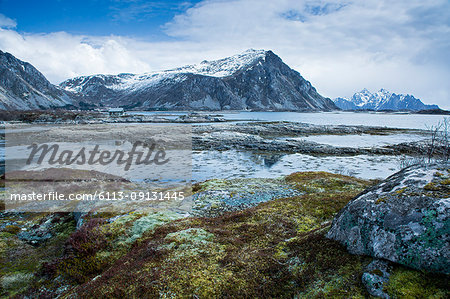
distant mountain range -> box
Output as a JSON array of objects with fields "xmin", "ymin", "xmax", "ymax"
[
  {"xmin": 0, "ymin": 50, "xmax": 72, "ymax": 110},
  {"xmin": 333, "ymin": 88, "xmax": 439, "ymax": 111}
]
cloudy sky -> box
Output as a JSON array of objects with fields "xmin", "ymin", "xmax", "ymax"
[{"xmin": 0, "ymin": 0, "xmax": 449, "ymax": 108}]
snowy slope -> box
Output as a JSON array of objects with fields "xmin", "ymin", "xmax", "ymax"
[{"xmin": 62, "ymin": 49, "xmax": 268, "ymax": 94}]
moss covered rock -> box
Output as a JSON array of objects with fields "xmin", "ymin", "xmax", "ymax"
[
  {"xmin": 327, "ymin": 163, "xmax": 450, "ymax": 274},
  {"xmin": 127, "ymin": 211, "xmax": 185, "ymax": 242},
  {"xmin": 192, "ymin": 177, "xmax": 303, "ymax": 217}
]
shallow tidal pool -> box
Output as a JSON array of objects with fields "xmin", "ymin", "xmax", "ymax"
[
  {"xmin": 293, "ymin": 133, "xmax": 427, "ymax": 148},
  {"xmin": 193, "ymin": 150, "xmax": 401, "ymax": 181}
]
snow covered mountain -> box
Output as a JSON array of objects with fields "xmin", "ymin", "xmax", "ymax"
[
  {"xmin": 333, "ymin": 88, "xmax": 439, "ymax": 111},
  {"xmin": 0, "ymin": 50, "xmax": 73, "ymax": 110},
  {"xmin": 61, "ymin": 49, "xmax": 337, "ymax": 111}
]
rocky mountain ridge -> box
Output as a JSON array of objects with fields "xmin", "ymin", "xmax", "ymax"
[
  {"xmin": 60, "ymin": 49, "xmax": 337, "ymax": 111},
  {"xmin": 333, "ymin": 88, "xmax": 439, "ymax": 111},
  {"xmin": 0, "ymin": 50, "xmax": 72, "ymax": 110}
]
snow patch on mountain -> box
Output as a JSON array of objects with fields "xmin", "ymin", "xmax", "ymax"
[{"xmin": 62, "ymin": 49, "xmax": 267, "ymax": 94}]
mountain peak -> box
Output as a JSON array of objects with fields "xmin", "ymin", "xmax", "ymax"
[
  {"xmin": 197, "ymin": 49, "xmax": 267, "ymax": 64},
  {"xmin": 62, "ymin": 49, "xmax": 278, "ymax": 93},
  {"xmin": 167, "ymin": 49, "xmax": 270, "ymax": 78},
  {"xmin": 241, "ymin": 48, "xmax": 268, "ymax": 56},
  {"xmin": 377, "ymin": 88, "xmax": 391, "ymax": 95},
  {"xmin": 358, "ymin": 88, "xmax": 371, "ymax": 94}
]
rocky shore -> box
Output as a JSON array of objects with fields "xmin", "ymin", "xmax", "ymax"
[
  {"xmin": 192, "ymin": 122, "xmax": 431, "ymax": 156},
  {"xmin": 0, "ymin": 110, "xmax": 230, "ymax": 124}
]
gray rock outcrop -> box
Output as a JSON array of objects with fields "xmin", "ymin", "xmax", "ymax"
[{"xmin": 327, "ymin": 163, "xmax": 450, "ymax": 274}]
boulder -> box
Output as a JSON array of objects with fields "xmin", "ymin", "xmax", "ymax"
[
  {"xmin": 361, "ymin": 259, "xmax": 392, "ymax": 298},
  {"xmin": 327, "ymin": 163, "xmax": 450, "ymax": 274}
]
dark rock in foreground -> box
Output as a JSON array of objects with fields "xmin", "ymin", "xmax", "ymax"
[{"xmin": 327, "ymin": 163, "xmax": 450, "ymax": 274}]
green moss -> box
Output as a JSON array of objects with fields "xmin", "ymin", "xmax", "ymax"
[
  {"xmin": 0, "ymin": 213, "xmax": 76, "ymax": 297},
  {"xmin": 1, "ymin": 272, "xmax": 34, "ymax": 295},
  {"xmin": 289, "ymin": 233, "xmax": 369, "ymax": 298},
  {"xmin": 376, "ymin": 196, "xmax": 389, "ymax": 204},
  {"xmin": 0, "ymin": 232, "xmax": 15, "ymax": 239},
  {"xmin": 127, "ymin": 211, "xmax": 185, "ymax": 242},
  {"xmin": 297, "ymin": 274, "xmax": 366, "ymax": 298},
  {"xmin": 7, "ymin": 171, "xmax": 447, "ymax": 298},
  {"xmin": 395, "ymin": 187, "xmax": 407, "ymax": 195},
  {"xmin": 424, "ymin": 182, "xmax": 440, "ymax": 191},
  {"xmin": 69, "ymin": 172, "xmax": 372, "ymax": 298},
  {"xmin": 299, "ymin": 193, "xmax": 357, "ymax": 221},
  {"xmin": 1, "ymin": 225, "xmax": 21, "ymax": 235},
  {"xmin": 286, "ymin": 171, "xmax": 369, "ymax": 194},
  {"xmin": 58, "ymin": 255, "xmax": 106, "ymax": 284},
  {"xmin": 194, "ymin": 179, "xmax": 232, "ymax": 193},
  {"xmin": 164, "ymin": 228, "xmax": 215, "ymax": 245},
  {"xmin": 384, "ymin": 267, "xmax": 448, "ymax": 298}
]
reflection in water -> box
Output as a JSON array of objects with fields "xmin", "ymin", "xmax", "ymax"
[
  {"xmin": 249, "ymin": 153, "xmax": 285, "ymax": 168},
  {"xmin": 193, "ymin": 150, "xmax": 400, "ymax": 181},
  {"xmin": 262, "ymin": 155, "xmax": 284, "ymax": 168}
]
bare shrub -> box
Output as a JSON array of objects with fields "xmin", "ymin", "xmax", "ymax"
[
  {"xmin": 397, "ymin": 117, "xmax": 449, "ymax": 171},
  {"xmin": 397, "ymin": 155, "xmax": 426, "ymax": 170},
  {"xmin": 425, "ymin": 117, "xmax": 449, "ymax": 163}
]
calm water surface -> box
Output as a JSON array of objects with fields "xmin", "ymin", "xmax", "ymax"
[{"xmin": 131, "ymin": 111, "xmax": 447, "ymax": 130}]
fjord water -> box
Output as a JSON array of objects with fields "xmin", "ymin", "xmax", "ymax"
[
  {"xmin": 222, "ymin": 111, "xmax": 448, "ymax": 129},
  {"xmin": 297, "ymin": 134, "xmax": 427, "ymax": 148},
  {"xmin": 132, "ymin": 111, "xmax": 448, "ymax": 130},
  {"xmin": 126, "ymin": 111, "xmax": 447, "ymax": 180}
]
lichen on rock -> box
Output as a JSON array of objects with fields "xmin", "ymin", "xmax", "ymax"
[{"xmin": 327, "ymin": 163, "xmax": 450, "ymax": 274}]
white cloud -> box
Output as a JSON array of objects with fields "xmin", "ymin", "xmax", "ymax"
[
  {"xmin": 0, "ymin": 0, "xmax": 449, "ymax": 108},
  {"xmin": 0, "ymin": 13, "xmax": 16, "ymax": 28},
  {"xmin": 0, "ymin": 29, "xmax": 154, "ymax": 80}
]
